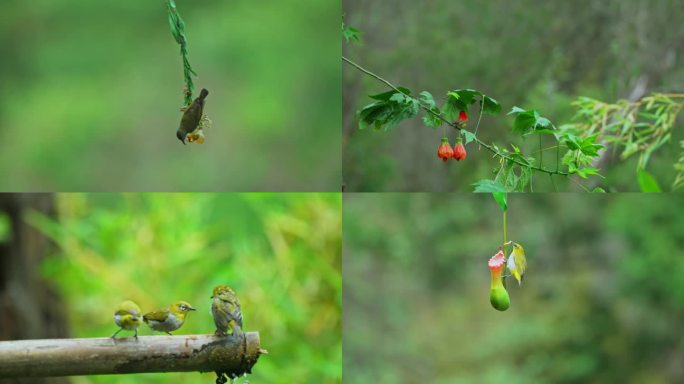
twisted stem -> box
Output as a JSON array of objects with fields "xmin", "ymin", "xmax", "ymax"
[{"xmin": 167, "ymin": 0, "xmax": 197, "ymax": 106}]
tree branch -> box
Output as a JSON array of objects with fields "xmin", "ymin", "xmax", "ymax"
[
  {"xmin": 342, "ymin": 56, "xmax": 570, "ymax": 177},
  {"xmin": 0, "ymin": 333, "xmax": 265, "ymax": 378}
]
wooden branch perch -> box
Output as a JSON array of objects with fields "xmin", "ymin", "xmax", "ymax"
[{"xmin": 0, "ymin": 332, "xmax": 265, "ymax": 378}]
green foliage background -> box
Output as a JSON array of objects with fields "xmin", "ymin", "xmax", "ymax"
[
  {"xmin": 343, "ymin": 0, "xmax": 684, "ymax": 192},
  {"xmin": 344, "ymin": 193, "xmax": 684, "ymax": 383},
  {"xmin": 28, "ymin": 193, "xmax": 341, "ymax": 383},
  {"xmin": 0, "ymin": 0, "xmax": 340, "ymax": 191}
]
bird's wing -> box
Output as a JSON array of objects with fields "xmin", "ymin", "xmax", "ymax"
[
  {"xmin": 143, "ymin": 310, "xmax": 169, "ymax": 322},
  {"xmin": 115, "ymin": 309, "xmax": 141, "ymax": 318},
  {"xmin": 234, "ymin": 309, "xmax": 243, "ymax": 328},
  {"xmin": 223, "ymin": 301, "xmax": 243, "ymax": 326},
  {"xmin": 186, "ymin": 102, "xmax": 204, "ymax": 126},
  {"xmin": 516, "ymin": 250, "xmax": 526, "ymax": 274}
]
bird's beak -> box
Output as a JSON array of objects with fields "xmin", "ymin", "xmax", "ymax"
[
  {"xmin": 189, "ymin": 306, "xmax": 196, "ymax": 311},
  {"xmin": 504, "ymin": 241, "xmax": 512, "ymax": 245}
]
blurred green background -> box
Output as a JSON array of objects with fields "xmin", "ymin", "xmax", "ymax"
[
  {"xmin": 344, "ymin": 193, "xmax": 684, "ymax": 383},
  {"xmin": 343, "ymin": 0, "xmax": 684, "ymax": 192},
  {"xmin": 0, "ymin": 0, "xmax": 340, "ymax": 191},
  {"xmin": 26, "ymin": 193, "xmax": 341, "ymax": 383}
]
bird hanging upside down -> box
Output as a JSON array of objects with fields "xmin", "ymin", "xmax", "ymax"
[
  {"xmin": 506, "ymin": 241, "xmax": 527, "ymax": 285},
  {"xmin": 177, "ymin": 88, "xmax": 209, "ymax": 145}
]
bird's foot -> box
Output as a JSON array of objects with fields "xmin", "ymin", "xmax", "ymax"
[{"xmin": 215, "ymin": 372, "xmax": 227, "ymax": 384}]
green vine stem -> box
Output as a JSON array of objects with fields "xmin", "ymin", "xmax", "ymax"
[
  {"xmin": 502, "ymin": 209, "xmax": 507, "ymax": 287},
  {"xmin": 342, "ymin": 56, "xmax": 570, "ymax": 177},
  {"xmin": 167, "ymin": 0, "xmax": 197, "ymax": 106},
  {"xmin": 502, "ymin": 210, "xmax": 507, "ymax": 254}
]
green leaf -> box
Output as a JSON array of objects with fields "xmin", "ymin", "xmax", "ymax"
[
  {"xmin": 563, "ymin": 134, "xmax": 582, "ymax": 150},
  {"xmin": 419, "ymin": 91, "xmax": 436, "ymax": 109},
  {"xmin": 342, "ymin": 25, "xmax": 362, "ymax": 43},
  {"xmin": 357, "ymin": 102, "xmax": 386, "ymax": 130},
  {"xmin": 369, "ymin": 88, "xmax": 411, "ymax": 101},
  {"xmin": 512, "ymin": 110, "xmax": 537, "ymax": 135},
  {"xmin": 575, "ymin": 167, "xmax": 601, "ymax": 179},
  {"xmin": 638, "ymin": 112, "xmax": 658, "ymax": 120},
  {"xmin": 462, "ymin": 130, "xmax": 477, "ymax": 144},
  {"xmin": 509, "ymin": 106, "xmax": 555, "ymax": 135},
  {"xmin": 481, "ymin": 95, "xmax": 501, "ymax": 115},
  {"xmin": 637, "ymin": 169, "xmax": 662, "ymax": 192},
  {"xmin": 579, "ymin": 134, "xmax": 603, "ymax": 156},
  {"xmin": 592, "ymin": 187, "xmax": 606, "ymax": 193},
  {"xmin": 409, "ymin": 98, "xmax": 421, "ymax": 116},
  {"xmin": 472, "ymin": 179, "xmax": 507, "ymax": 193},
  {"xmin": 389, "ymin": 93, "xmax": 406, "ymax": 103},
  {"xmin": 444, "ymin": 94, "xmax": 466, "ymax": 121},
  {"xmin": 492, "ymin": 192, "xmax": 507, "ymax": 211},
  {"xmin": 508, "ymin": 106, "xmax": 526, "ymax": 115},
  {"xmin": 422, "ymin": 107, "xmax": 443, "ymax": 128},
  {"xmin": 448, "ymin": 89, "xmax": 480, "ymax": 106},
  {"xmin": 536, "ymin": 117, "xmax": 552, "ymax": 129},
  {"xmin": 358, "ymin": 88, "xmax": 423, "ymax": 131}
]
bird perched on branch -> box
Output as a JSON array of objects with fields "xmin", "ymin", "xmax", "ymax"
[
  {"xmin": 506, "ymin": 241, "xmax": 527, "ymax": 285},
  {"xmin": 111, "ymin": 300, "xmax": 142, "ymax": 339},
  {"xmin": 211, "ymin": 285, "xmax": 243, "ymax": 337},
  {"xmin": 176, "ymin": 88, "xmax": 209, "ymax": 145},
  {"xmin": 143, "ymin": 301, "xmax": 196, "ymax": 335}
]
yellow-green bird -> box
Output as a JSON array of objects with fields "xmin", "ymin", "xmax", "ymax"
[
  {"xmin": 176, "ymin": 88, "xmax": 209, "ymax": 145},
  {"xmin": 111, "ymin": 300, "xmax": 142, "ymax": 339},
  {"xmin": 211, "ymin": 285, "xmax": 243, "ymax": 337},
  {"xmin": 506, "ymin": 242, "xmax": 527, "ymax": 285},
  {"xmin": 143, "ymin": 301, "xmax": 196, "ymax": 335}
]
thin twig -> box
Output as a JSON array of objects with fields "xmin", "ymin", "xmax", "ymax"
[
  {"xmin": 342, "ymin": 56, "xmax": 570, "ymax": 176},
  {"xmin": 474, "ymin": 94, "xmax": 485, "ymax": 149},
  {"xmin": 539, "ymin": 135, "xmax": 543, "ymax": 168}
]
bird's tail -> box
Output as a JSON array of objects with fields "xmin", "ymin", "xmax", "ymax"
[
  {"xmin": 199, "ymin": 88, "xmax": 209, "ymax": 100},
  {"xmin": 513, "ymin": 270, "xmax": 522, "ymax": 286}
]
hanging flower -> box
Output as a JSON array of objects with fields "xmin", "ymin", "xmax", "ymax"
[
  {"xmin": 437, "ymin": 138, "xmax": 454, "ymax": 162},
  {"xmin": 186, "ymin": 129, "xmax": 205, "ymax": 144},
  {"xmin": 488, "ymin": 249, "xmax": 510, "ymax": 311},
  {"xmin": 184, "ymin": 113, "xmax": 212, "ymax": 145},
  {"xmin": 459, "ymin": 111, "xmax": 468, "ymax": 122},
  {"xmin": 453, "ymin": 138, "xmax": 467, "ymax": 161}
]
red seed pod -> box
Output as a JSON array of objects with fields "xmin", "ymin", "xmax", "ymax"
[
  {"xmin": 437, "ymin": 138, "xmax": 454, "ymax": 162},
  {"xmin": 453, "ymin": 138, "xmax": 467, "ymax": 161}
]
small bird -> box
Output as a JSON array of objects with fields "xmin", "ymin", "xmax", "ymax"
[
  {"xmin": 111, "ymin": 300, "xmax": 143, "ymax": 339},
  {"xmin": 143, "ymin": 301, "xmax": 196, "ymax": 335},
  {"xmin": 176, "ymin": 88, "xmax": 209, "ymax": 145},
  {"xmin": 506, "ymin": 241, "xmax": 527, "ymax": 285},
  {"xmin": 211, "ymin": 285, "xmax": 243, "ymax": 337}
]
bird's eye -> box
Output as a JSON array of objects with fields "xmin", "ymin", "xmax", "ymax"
[{"xmin": 180, "ymin": 305, "xmax": 186, "ymax": 310}]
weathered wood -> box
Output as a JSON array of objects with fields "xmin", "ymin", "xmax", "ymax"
[{"xmin": 0, "ymin": 333, "xmax": 263, "ymax": 378}]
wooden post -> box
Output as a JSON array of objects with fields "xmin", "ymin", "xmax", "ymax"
[{"xmin": 0, "ymin": 333, "xmax": 264, "ymax": 378}]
